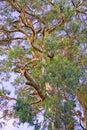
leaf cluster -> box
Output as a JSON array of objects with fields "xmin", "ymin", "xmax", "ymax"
[{"xmin": 14, "ymin": 97, "xmax": 34, "ymax": 124}]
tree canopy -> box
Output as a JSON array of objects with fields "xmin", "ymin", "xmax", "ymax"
[{"xmin": 0, "ymin": 0, "xmax": 87, "ymax": 130}]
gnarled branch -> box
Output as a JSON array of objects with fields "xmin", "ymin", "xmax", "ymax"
[
  {"xmin": 17, "ymin": 66, "xmax": 46, "ymax": 101},
  {"xmin": 24, "ymin": 71, "xmax": 46, "ymax": 101}
]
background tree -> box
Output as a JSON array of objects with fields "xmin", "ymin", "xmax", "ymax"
[{"xmin": 0, "ymin": 0, "xmax": 87, "ymax": 129}]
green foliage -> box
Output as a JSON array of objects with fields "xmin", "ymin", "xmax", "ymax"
[
  {"xmin": 62, "ymin": 101, "xmax": 74, "ymax": 130},
  {"xmin": 70, "ymin": 21, "xmax": 80, "ymax": 34},
  {"xmin": 6, "ymin": 18, "xmax": 12, "ymax": 23},
  {"xmin": 14, "ymin": 76, "xmax": 25, "ymax": 85},
  {"xmin": 0, "ymin": 91, "xmax": 3, "ymax": 96},
  {"xmin": 0, "ymin": 0, "xmax": 87, "ymax": 129},
  {"xmin": 30, "ymin": 60, "xmax": 43, "ymax": 83},
  {"xmin": 14, "ymin": 97, "xmax": 34, "ymax": 124},
  {"xmin": 42, "ymin": 56, "xmax": 82, "ymax": 90},
  {"xmin": 16, "ymin": 0, "xmax": 30, "ymax": 6},
  {"xmin": 42, "ymin": 7, "xmax": 58, "ymax": 23},
  {"xmin": 42, "ymin": 94, "xmax": 63, "ymax": 129},
  {"xmin": 7, "ymin": 46, "xmax": 25, "ymax": 61},
  {"xmin": 44, "ymin": 34, "xmax": 58, "ymax": 52},
  {"xmin": 64, "ymin": 6, "xmax": 74, "ymax": 20}
]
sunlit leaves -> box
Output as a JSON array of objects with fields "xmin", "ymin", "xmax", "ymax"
[{"xmin": 7, "ymin": 46, "xmax": 25, "ymax": 60}]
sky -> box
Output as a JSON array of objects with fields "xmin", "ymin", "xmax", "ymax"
[
  {"xmin": 0, "ymin": 71, "xmax": 45, "ymax": 130},
  {"xmin": 0, "ymin": 69, "xmax": 34, "ymax": 130},
  {"xmin": 1, "ymin": 119, "xmax": 34, "ymax": 130}
]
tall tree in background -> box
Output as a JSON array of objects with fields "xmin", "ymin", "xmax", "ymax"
[{"xmin": 0, "ymin": 0, "xmax": 87, "ymax": 129}]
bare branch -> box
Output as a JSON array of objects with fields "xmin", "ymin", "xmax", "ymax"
[
  {"xmin": 47, "ymin": 0, "xmax": 55, "ymax": 6},
  {"xmin": 25, "ymin": 11, "xmax": 46, "ymax": 25},
  {"xmin": 7, "ymin": 0, "xmax": 20, "ymax": 13},
  {"xmin": 20, "ymin": 8, "xmax": 36, "ymax": 39},
  {"xmin": 24, "ymin": 71, "xmax": 46, "ymax": 101},
  {"xmin": 0, "ymin": 95, "xmax": 16, "ymax": 101},
  {"xmin": 47, "ymin": 18, "xmax": 65, "ymax": 33},
  {"xmin": 71, "ymin": 0, "xmax": 76, "ymax": 7},
  {"xmin": 72, "ymin": 109, "xmax": 85, "ymax": 122},
  {"xmin": 16, "ymin": 65, "xmax": 46, "ymax": 101},
  {"xmin": 30, "ymin": 99, "xmax": 42, "ymax": 105}
]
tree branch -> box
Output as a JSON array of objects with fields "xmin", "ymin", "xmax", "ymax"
[
  {"xmin": 20, "ymin": 8, "xmax": 36, "ymax": 39},
  {"xmin": 30, "ymin": 99, "xmax": 42, "ymax": 105},
  {"xmin": 17, "ymin": 66, "xmax": 46, "ymax": 101},
  {"xmin": 47, "ymin": 0, "xmax": 55, "ymax": 6},
  {"xmin": 24, "ymin": 71, "xmax": 46, "ymax": 101},
  {"xmin": 72, "ymin": 109, "xmax": 84, "ymax": 122},
  {"xmin": 47, "ymin": 18, "xmax": 65, "ymax": 33},
  {"xmin": 71, "ymin": 0, "xmax": 76, "ymax": 7},
  {"xmin": 0, "ymin": 95, "xmax": 16, "ymax": 101}
]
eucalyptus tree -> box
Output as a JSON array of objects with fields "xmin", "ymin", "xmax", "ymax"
[{"xmin": 0, "ymin": 0, "xmax": 87, "ymax": 129}]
